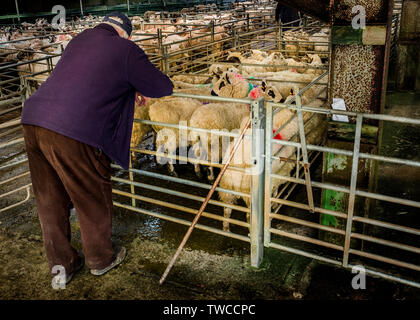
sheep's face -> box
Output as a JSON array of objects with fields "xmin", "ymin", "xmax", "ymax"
[
  {"xmin": 226, "ymin": 51, "xmax": 243, "ymax": 64},
  {"xmin": 261, "ymin": 80, "xmax": 285, "ymax": 104},
  {"xmin": 211, "ymin": 72, "xmax": 250, "ymax": 99},
  {"xmin": 211, "ymin": 66, "xmax": 240, "ymax": 87},
  {"xmin": 250, "ymin": 49, "xmax": 268, "ymax": 61}
]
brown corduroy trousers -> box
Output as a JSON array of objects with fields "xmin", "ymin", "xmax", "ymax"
[{"xmin": 23, "ymin": 125, "xmax": 115, "ymax": 274}]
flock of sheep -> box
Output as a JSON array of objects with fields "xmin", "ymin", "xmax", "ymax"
[
  {"xmin": 0, "ymin": 3, "xmax": 329, "ymax": 232},
  {"xmin": 131, "ymin": 48, "xmax": 329, "ymax": 232}
]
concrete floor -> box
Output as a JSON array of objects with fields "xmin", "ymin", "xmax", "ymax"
[{"xmin": 0, "ymin": 91, "xmax": 419, "ymax": 300}]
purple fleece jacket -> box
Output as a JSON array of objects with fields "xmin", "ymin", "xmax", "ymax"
[{"xmin": 21, "ymin": 23, "xmax": 173, "ymax": 169}]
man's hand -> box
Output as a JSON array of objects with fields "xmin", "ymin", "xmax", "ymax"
[{"xmin": 135, "ymin": 92, "xmax": 148, "ymax": 107}]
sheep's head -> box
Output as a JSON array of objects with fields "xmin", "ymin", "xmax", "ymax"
[
  {"xmin": 226, "ymin": 51, "xmax": 243, "ymax": 64},
  {"xmin": 261, "ymin": 80, "xmax": 285, "ymax": 104},
  {"xmin": 250, "ymin": 49, "xmax": 268, "ymax": 61},
  {"xmin": 211, "ymin": 72, "xmax": 250, "ymax": 99},
  {"xmin": 210, "ymin": 65, "xmax": 240, "ymax": 88}
]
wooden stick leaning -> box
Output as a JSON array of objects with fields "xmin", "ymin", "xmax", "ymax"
[{"xmin": 159, "ymin": 116, "xmax": 252, "ymax": 285}]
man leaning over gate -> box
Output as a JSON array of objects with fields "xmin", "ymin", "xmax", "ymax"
[{"xmin": 21, "ymin": 12, "xmax": 173, "ymax": 285}]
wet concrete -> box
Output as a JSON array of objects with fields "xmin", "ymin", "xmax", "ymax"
[{"xmin": 1, "ymin": 92, "xmax": 420, "ymax": 300}]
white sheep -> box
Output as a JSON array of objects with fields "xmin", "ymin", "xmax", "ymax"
[
  {"xmin": 260, "ymin": 70, "xmax": 327, "ymax": 105},
  {"xmin": 218, "ymin": 99, "xmax": 327, "ymax": 232},
  {"xmin": 148, "ymin": 97, "xmax": 203, "ymax": 176},
  {"xmin": 189, "ymin": 102, "xmax": 250, "ymax": 180}
]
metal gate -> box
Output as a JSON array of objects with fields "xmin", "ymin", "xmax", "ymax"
[{"xmin": 262, "ymin": 78, "xmax": 420, "ymax": 288}]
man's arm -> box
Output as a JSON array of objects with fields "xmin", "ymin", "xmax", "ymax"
[{"xmin": 127, "ymin": 43, "xmax": 173, "ymax": 98}]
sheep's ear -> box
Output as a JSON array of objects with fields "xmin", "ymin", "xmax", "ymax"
[
  {"xmin": 225, "ymin": 72, "xmax": 231, "ymax": 85},
  {"xmin": 213, "ymin": 67, "xmax": 222, "ymax": 78},
  {"xmin": 204, "ymin": 76, "xmax": 213, "ymax": 84},
  {"xmin": 261, "ymin": 80, "xmax": 267, "ymax": 91}
]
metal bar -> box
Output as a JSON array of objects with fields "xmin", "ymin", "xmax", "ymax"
[
  {"xmin": 0, "ymin": 183, "xmax": 31, "ymax": 199},
  {"xmin": 349, "ymin": 264, "xmax": 420, "ymax": 289},
  {"xmin": 0, "ymin": 137, "xmax": 24, "ymax": 149},
  {"xmin": 295, "ymin": 88, "xmax": 315, "ymax": 212},
  {"xmin": 250, "ymin": 98, "xmax": 265, "ymax": 267},
  {"xmin": 159, "ymin": 116, "xmax": 252, "ymax": 285},
  {"xmin": 133, "ymin": 147, "xmax": 248, "ymax": 173},
  {"xmin": 268, "ymin": 241, "xmax": 342, "ymax": 266},
  {"xmin": 343, "ymin": 114, "xmax": 363, "ymax": 267},
  {"xmin": 0, "ymin": 186, "xmax": 31, "ymax": 214},
  {"xmin": 114, "ymin": 201, "xmax": 250, "ymax": 243},
  {"xmin": 112, "ymin": 175, "xmax": 250, "ymax": 213},
  {"xmin": 113, "ymin": 189, "xmax": 249, "ymax": 228},
  {"xmin": 134, "ymin": 119, "xmax": 246, "ymax": 139},
  {"xmin": 351, "ymin": 232, "xmax": 420, "ymax": 255},
  {"xmin": 271, "ymin": 213, "xmax": 346, "ymax": 235},
  {"xmin": 271, "ymin": 197, "xmax": 348, "ymax": 219},
  {"xmin": 15, "ymin": 0, "xmax": 20, "ymax": 23},
  {"xmin": 264, "ymin": 98, "xmax": 273, "ymax": 246},
  {"xmin": 352, "ymin": 215, "xmax": 420, "ymax": 236},
  {"xmin": 0, "ymin": 171, "xmax": 30, "ymax": 186},
  {"xmin": 349, "ymin": 249, "xmax": 420, "ymax": 272},
  {"xmin": 270, "ymin": 228, "xmax": 344, "ymax": 251},
  {"xmin": 112, "ymin": 165, "xmax": 250, "ymax": 199}
]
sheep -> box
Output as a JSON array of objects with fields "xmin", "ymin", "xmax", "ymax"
[
  {"xmin": 172, "ymin": 74, "xmax": 213, "ymax": 85},
  {"xmin": 226, "ymin": 51, "xmax": 316, "ymax": 75},
  {"xmin": 188, "ymin": 70, "xmax": 260, "ymax": 181},
  {"xmin": 308, "ymin": 31, "xmax": 329, "ymax": 57},
  {"xmin": 260, "ymin": 70, "xmax": 327, "ymax": 105},
  {"xmin": 218, "ymin": 99, "xmax": 327, "ymax": 232},
  {"xmin": 130, "ymin": 97, "xmax": 159, "ymax": 149},
  {"xmin": 210, "ymin": 71, "xmax": 253, "ymax": 99},
  {"xmin": 189, "ymin": 102, "xmax": 250, "ymax": 181},
  {"xmin": 148, "ymin": 97, "xmax": 203, "ymax": 176}
]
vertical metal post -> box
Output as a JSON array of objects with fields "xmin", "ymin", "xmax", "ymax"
[
  {"xmin": 129, "ymin": 154, "xmax": 136, "ymax": 207},
  {"xmin": 279, "ymin": 22, "xmax": 283, "ymax": 52},
  {"xmin": 127, "ymin": 0, "xmax": 130, "ymax": 12},
  {"xmin": 250, "ymin": 98, "xmax": 266, "ymax": 267},
  {"xmin": 295, "ymin": 88, "xmax": 315, "ymax": 213},
  {"xmin": 343, "ymin": 114, "xmax": 363, "ymax": 267},
  {"xmin": 163, "ymin": 45, "xmax": 169, "ymax": 74},
  {"xmin": 264, "ymin": 101, "xmax": 273, "ymax": 247},
  {"xmin": 15, "ymin": 0, "xmax": 20, "ymax": 23},
  {"xmin": 157, "ymin": 29, "xmax": 163, "ymax": 70},
  {"xmin": 80, "ymin": 0, "xmax": 84, "ymax": 16}
]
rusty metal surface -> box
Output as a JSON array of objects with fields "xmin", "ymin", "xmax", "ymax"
[
  {"xmin": 333, "ymin": 0, "xmax": 389, "ymax": 23},
  {"xmin": 331, "ymin": 44, "xmax": 384, "ymax": 114},
  {"xmin": 279, "ymin": 0, "xmax": 389, "ymax": 23}
]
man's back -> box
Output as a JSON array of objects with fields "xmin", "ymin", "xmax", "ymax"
[{"xmin": 22, "ymin": 23, "xmax": 173, "ymax": 169}]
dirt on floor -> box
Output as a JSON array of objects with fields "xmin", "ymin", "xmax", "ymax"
[
  {"xmin": 0, "ymin": 92, "xmax": 419, "ymax": 300},
  {"xmin": 0, "ymin": 206, "xmax": 419, "ymax": 300}
]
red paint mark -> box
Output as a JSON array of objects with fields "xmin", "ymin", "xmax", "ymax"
[{"xmin": 273, "ymin": 130, "xmax": 283, "ymax": 140}]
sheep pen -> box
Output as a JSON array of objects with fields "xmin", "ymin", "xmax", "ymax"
[{"xmin": 128, "ymin": 20, "xmax": 331, "ymax": 238}]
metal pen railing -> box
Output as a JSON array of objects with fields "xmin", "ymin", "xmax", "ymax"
[{"xmin": 263, "ymin": 73, "xmax": 420, "ymax": 288}]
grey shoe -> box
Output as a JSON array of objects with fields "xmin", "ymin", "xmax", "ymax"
[
  {"xmin": 90, "ymin": 247, "xmax": 127, "ymax": 276},
  {"xmin": 66, "ymin": 258, "xmax": 84, "ymax": 284}
]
